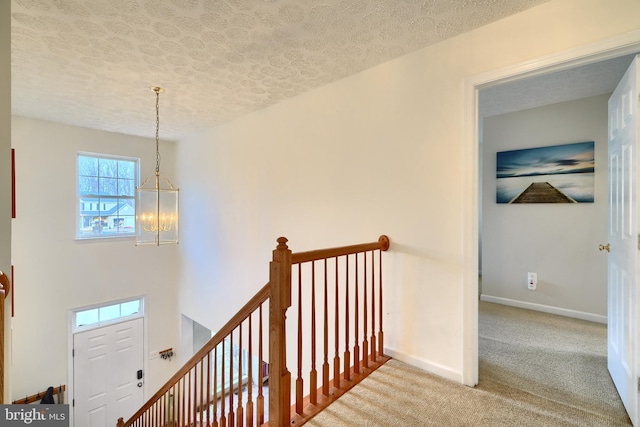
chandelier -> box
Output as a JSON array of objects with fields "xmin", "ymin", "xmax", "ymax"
[{"xmin": 135, "ymin": 86, "xmax": 179, "ymax": 246}]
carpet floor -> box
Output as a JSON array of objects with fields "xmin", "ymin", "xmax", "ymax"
[{"xmin": 306, "ymin": 301, "xmax": 631, "ymax": 426}]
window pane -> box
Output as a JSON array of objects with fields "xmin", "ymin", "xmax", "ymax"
[
  {"xmin": 120, "ymin": 300, "xmax": 140, "ymax": 316},
  {"xmin": 118, "ymin": 160, "xmax": 135, "ymax": 178},
  {"xmin": 101, "ymin": 178, "xmax": 118, "ymax": 196},
  {"xmin": 99, "ymin": 305, "xmax": 120, "ymax": 322},
  {"xmin": 119, "ymin": 178, "xmax": 135, "ymax": 197},
  {"xmin": 99, "ymin": 158, "xmax": 118, "ymax": 178},
  {"xmin": 78, "ymin": 176, "xmax": 98, "ymax": 194},
  {"xmin": 78, "ymin": 156, "xmax": 98, "ymax": 177},
  {"xmin": 76, "ymin": 309, "xmax": 98, "ymax": 328},
  {"xmin": 116, "ymin": 214, "xmax": 135, "ymax": 234}
]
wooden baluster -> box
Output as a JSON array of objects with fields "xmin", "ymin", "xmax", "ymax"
[
  {"xmin": 343, "ymin": 255, "xmax": 351, "ymax": 381},
  {"xmin": 378, "ymin": 245, "xmax": 385, "ymax": 357},
  {"xmin": 371, "ymin": 250, "xmax": 376, "ymax": 362},
  {"xmin": 213, "ymin": 346, "xmax": 219, "ymax": 427},
  {"xmin": 197, "ymin": 362, "xmax": 202, "ymax": 426},
  {"xmin": 170, "ymin": 386, "xmax": 174, "ymax": 427},
  {"xmin": 333, "ymin": 256, "xmax": 341, "ymax": 388},
  {"xmin": 187, "ymin": 367, "xmax": 198, "ymax": 425},
  {"xmin": 322, "ymin": 259, "xmax": 330, "ymax": 397},
  {"xmin": 206, "ymin": 353, "xmax": 211, "ymax": 427},
  {"xmin": 257, "ymin": 305, "xmax": 265, "ymax": 426},
  {"xmin": 296, "ymin": 265, "xmax": 303, "ymax": 415},
  {"xmin": 246, "ymin": 314, "xmax": 254, "ymax": 427},
  {"xmin": 188, "ymin": 368, "xmax": 192, "ymax": 427},
  {"xmin": 175, "ymin": 381, "xmax": 180, "ymax": 427},
  {"xmin": 237, "ymin": 324, "xmax": 244, "ymax": 427},
  {"xmin": 166, "ymin": 392, "xmax": 170, "ymax": 427},
  {"xmin": 363, "ymin": 253, "xmax": 369, "ymax": 369},
  {"xmin": 310, "ymin": 260, "xmax": 317, "ymax": 405},
  {"xmin": 220, "ymin": 339, "xmax": 226, "ymax": 427},
  {"xmin": 179, "ymin": 378, "xmax": 184, "ymax": 427},
  {"xmin": 174, "ymin": 384, "xmax": 178, "ymax": 427},
  {"xmin": 228, "ymin": 332, "xmax": 235, "ymax": 427},
  {"xmin": 183, "ymin": 376, "xmax": 188, "ymax": 427},
  {"xmin": 269, "ymin": 237, "xmax": 292, "ymax": 427},
  {"xmin": 354, "ymin": 254, "xmax": 360, "ymax": 375}
]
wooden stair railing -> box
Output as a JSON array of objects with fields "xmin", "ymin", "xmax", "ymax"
[
  {"xmin": 117, "ymin": 235, "xmax": 390, "ymax": 427},
  {"xmin": 117, "ymin": 284, "xmax": 271, "ymax": 427},
  {"xmin": 283, "ymin": 235, "xmax": 391, "ymax": 426}
]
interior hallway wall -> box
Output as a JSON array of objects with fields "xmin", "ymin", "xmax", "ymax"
[
  {"xmin": 482, "ymin": 95, "xmax": 609, "ymax": 321},
  {"xmin": 10, "ymin": 117, "xmax": 180, "ymax": 405},
  {"xmin": 175, "ymin": 0, "xmax": 640, "ymax": 383},
  {"xmin": 0, "ymin": 0, "xmax": 11, "ymax": 402}
]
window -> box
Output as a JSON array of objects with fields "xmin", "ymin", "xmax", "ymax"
[
  {"xmin": 77, "ymin": 153, "xmax": 138, "ymax": 239},
  {"xmin": 74, "ymin": 298, "xmax": 143, "ymax": 331}
]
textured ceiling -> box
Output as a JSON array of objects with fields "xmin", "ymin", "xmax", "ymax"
[
  {"xmin": 479, "ymin": 54, "xmax": 637, "ymax": 118},
  {"xmin": 11, "ymin": 0, "xmax": 552, "ymax": 141}
]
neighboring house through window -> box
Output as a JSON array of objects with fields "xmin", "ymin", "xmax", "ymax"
[{"xmin": 77, "ymin": 153, "xmax": 138, "ymax": 239}]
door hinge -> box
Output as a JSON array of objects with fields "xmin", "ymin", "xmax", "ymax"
[
  {"xmin": 72, "ymin": 399, "xmax": 75, "ymax": 407},
  {"xmin": 72, "ymin": 349, "xmax": 74, "ymax": 357}
]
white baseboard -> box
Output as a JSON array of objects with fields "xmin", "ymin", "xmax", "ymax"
[
  {"xmin": 480, "ymin": 295, "xmax": 607, "ymax": 324},
  {"xmin": 384, "ymin": 347, "xmax": 463, "ymax": 384}
]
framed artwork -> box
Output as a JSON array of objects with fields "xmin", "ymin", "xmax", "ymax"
[{"xmin": 496, "ymin": 141, "xmax": 595, "ymax": 204}]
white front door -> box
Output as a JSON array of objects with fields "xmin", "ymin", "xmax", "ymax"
[
  {"xmin": 73, "ymin": 317, "xmax": 144, "ymax": 427},
  {"xmin": 608, "ymin": 55, "xmax": 640, "ymax": 426}
]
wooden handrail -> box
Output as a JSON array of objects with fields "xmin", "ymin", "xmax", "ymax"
[
  {"xmin": 117, "ymin": 282, "xmax": 271, "ymax": 427},
  {"xmin": 291, "ymin": 235, "xmax": 390, "ymax": 264}
]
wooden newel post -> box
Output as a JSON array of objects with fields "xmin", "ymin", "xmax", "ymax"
[
  {"xmin": 269, "ymin": 237, "xmax": 292, "ymax": 426},
  {"xmin": 116, "ymin": 417, "xmax": 124, "ymax": 427}
]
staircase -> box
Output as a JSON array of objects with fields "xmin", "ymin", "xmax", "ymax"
[{"xmin": 117, "ymin": 235, "xmax": 390, "ymax": 427}]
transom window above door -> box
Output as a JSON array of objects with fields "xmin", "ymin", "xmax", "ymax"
[{"xmin": 73, "ymin": 298, "xmax": 143, "ymax": 331}]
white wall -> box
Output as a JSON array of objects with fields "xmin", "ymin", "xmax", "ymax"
[
  {"xmin": 482, "ymin": 95, "xmax": 609, "ymax": 321},
  {"xmin": 1, "ymin": 0, "xmax": 11, "ymax": 402},
  {"xmin": 175, "ymin": 0, "xmax": 640, "ymax": 383},
  {"xmin": 10, "ymin": 117, "xmax": 179, "ymax": 405}
]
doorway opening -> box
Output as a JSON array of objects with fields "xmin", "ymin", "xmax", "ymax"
[
  {"xmin": 465, "ymin": 33, "xmax": 640, "ymax": 387},
  {"xmin": 466, "ymin": 31, "xmax": 640, "ymax": 425}
]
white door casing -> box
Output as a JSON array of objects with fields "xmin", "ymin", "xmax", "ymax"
[
  {"xmin": 608, "ymin": 54, "xmax": 639, "ymax": 426},
  {"xmin": 73, "ymin": 317, "xmax": 144, "ymax": 427}
]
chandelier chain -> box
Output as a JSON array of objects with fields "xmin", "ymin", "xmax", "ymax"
[{"xmin": 155, "ymin": 88, "xmax": 161, "ymax": 175}]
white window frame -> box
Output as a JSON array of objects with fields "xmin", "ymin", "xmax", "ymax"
[{"xmin": 76, "ymin": 152, "xmax": 139, "ymax": 241}]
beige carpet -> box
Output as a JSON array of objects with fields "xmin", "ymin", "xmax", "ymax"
[{"xmin": 306, "ymin": 301, "xmax": 631, "ymax": 426}]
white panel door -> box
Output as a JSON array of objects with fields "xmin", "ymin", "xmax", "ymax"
[
  {"xmin": 608, "ymin": 55, "xmax": 639, "ymax": 426},
  {"xmin": 74, "ymin": 318, "xmax": 144, "ymax": 427}
]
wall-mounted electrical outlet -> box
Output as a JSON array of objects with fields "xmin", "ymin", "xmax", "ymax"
[
  {"xmin": 527, "ymin": 272, "xmax": 537, "ymax": 291},
  {"xmin": 150, "ymin": 350, "xmax": 159, "ymax": 360}
]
